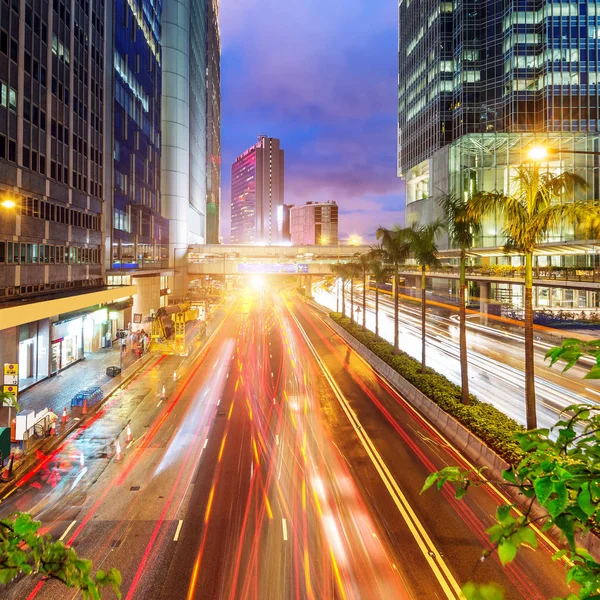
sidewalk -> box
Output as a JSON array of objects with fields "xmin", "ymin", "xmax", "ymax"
[{"xmin": 19, "ymin": 344, "xmax": 140, "ymax": 415}]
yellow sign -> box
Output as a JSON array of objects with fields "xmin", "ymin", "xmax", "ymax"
[
  {"xmin": 3, "ymin": 363, "xmax": 18, "ymax": 376},
  {"xmin": 3, "ymin": 385, "xmax": 18, "ymax": 398}
]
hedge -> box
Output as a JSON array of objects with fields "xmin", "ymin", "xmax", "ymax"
[{"xmin": 330, "ymin": 313, "xmax": 525, "ymax": 465}]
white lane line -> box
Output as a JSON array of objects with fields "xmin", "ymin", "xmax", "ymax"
[
  {"xmin": 282, "ymin": 518, "xmax": 288, "ymax": 541},
  {"xmin": 217, "ymin": 398, "xmax": 221, "ymax": 406},
  {"xmin": 586, "ymin": 387, "xmax": 600, "ymax": 397},
  {"xmin": 59, "ymin": 520, "xmax": 77, "ymax": 541},
  {"xmin": 276, "ymin": 434, "xmax": 279, "ymax": 446},
  {"xmin": 203, "ymin": 438, "xmax": 208, "ymax": 449},
  {"xmin": 173, "ymin": 519, "xmax": 184, "ymax": 541},
  {"xmin": 156, "ymin": 401, "xmax": 162, "ymax": 408}
]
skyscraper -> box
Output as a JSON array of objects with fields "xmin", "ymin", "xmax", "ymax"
[
  {"xmin": 398, "ymin": 0, "xmax": 600, "ymax": 246},
  {"xmin": 230, "ymin": 136, "xmax": 285, "ymax": 245},
  {"xmin": 206, "ymin": 0, "xmax": 221, "ymax": 244},
  {"xmin": 290, "ymin": 202, "xmax": 339, "ymax": 246},
  {"xmin": 0, "ymin": 0, "xmax": 136, "ymax": 390},
  {"xmin": 161, "ymin": 0, "xmax": 220, "ymax": 294}
]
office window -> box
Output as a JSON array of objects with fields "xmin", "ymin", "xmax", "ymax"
[{"xmin": 8, "ymin": 88, "xmax": 16, "ymax": 112}]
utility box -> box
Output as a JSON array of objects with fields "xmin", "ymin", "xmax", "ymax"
[
  {"xmin": 0, "ymin": 428, "xmax": 10, "ymax": 461},
  {"xmin": 106, "ymin": 366, "xmax": 121, "ymax": 377}
]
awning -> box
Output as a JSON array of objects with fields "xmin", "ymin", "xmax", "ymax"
[{"xmin": 0, "ymin": 286, "xmax": 137, "ymax": 330}]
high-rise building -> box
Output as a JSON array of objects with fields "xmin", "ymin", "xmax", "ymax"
[
  {"xmin": 107, "ymin": 0, "xmax": 170, "ymax": 324},
  {"xmin": 161, "ymin": 0, "xmax": 220, "ymax": 295},
  {"xmin": 205, "ymin": 0, "xmax": 221, "ymax": 244},
  {"xmin": 230, "ymin": 135, "xmax": 285, "ymax": 245},
  {"xmin": 399, "ymin": 0, "xmax": 600, "ymax": 246},
  {"xmin": 0, "ymin": 0, "xmax": 136, "ymax": 392},
  {"xmin": 290, "ymin": 202, "xmax": 338, "ymax": 246}
]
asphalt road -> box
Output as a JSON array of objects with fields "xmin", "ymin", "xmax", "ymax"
[
  {"xmin": 315, "ymin": 282, "xmax": 598, "ymax": 429},
  {"xmin": 0, "ymin": 286, "xmax": 574, "ymax": 599}
]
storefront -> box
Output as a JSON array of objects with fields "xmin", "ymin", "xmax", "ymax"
[
  {"xmin": 18, "ymin": 320, "xmax": 50, "ymax": 390},
  {"xmin": 50, "ymin": 318, "xmax": 84, "ymax": 374}
]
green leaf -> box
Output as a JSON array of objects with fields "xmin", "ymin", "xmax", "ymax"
[
  {"xmin": 501, "ymin": 468, "xmax": 517, "ymax": 484},
  {"xmin": 547, "ymin": 482, "xmax": 569, "ymax": 518},
  {"xmin": 577, "ymin": 483, "xmax": 595, "ymax": 517},
  {"xmin": 498, "ymin": 540, "xmax": 517, "ymax": 566},
  {"xmin": 533, "ymin": 476, "xmax": 554, "ymax": 506},
  {"xmin": 584, "ymin": 366, "xmax": 600, "ymax": 379},
  {"xmin": 552, "ymin": 549, "xmax": 568, "ymax": 561},
  {"xmin": 516, "ymin": 527, "xmax": 538, "ymax": 549},
  {"xmin": 496, "ymin": 505, "xmax": 512, "ymax": 523},
  {"xmin": 421, "ymin": 472, "xmax": 441, "ymax": 494},
  {"xmin": 462, "ymin": 582, "xmax": 505, "ymax": 600}
]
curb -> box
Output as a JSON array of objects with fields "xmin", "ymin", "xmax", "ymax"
[{"xmin": 0, "ymin": 352, "xmax": 157, "ymax": 499}]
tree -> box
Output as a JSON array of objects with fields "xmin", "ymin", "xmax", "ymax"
[
  {"xmin": 438, "ymin": 194, "xmax": 481, "ymax": 405},
  {"xmin": 404, "ymin": 221, "xmax": 444, "ymax": 374},
  {"xmin": 0, "ymin": 512, "xmax": 121, "ymax": 598},
  {"xmin": 356, "ymin": 253, "xmax": 373, "ymax": 331},
  {"xmin": 367, "ymin": 253, "xmax": 393, "ymax": 340},
  {"xmin": 346, "ymin": 261, "xmax": 362, "ymax": 326},
  {"xmin": 376, "ymin": 227, "xmax": 411, "ymax": 354},
  {"xmin": 422, "ymin": 404, "xmax": 600, "ymax": 600},
  {"xmin": 466, "ymin": 165, "xmax": 598, "ymax": 429}
]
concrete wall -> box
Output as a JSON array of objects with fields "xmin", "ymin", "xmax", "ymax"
[{"xmin": 131, "ymin": 275, "xmax": 161, "ymax": 330}]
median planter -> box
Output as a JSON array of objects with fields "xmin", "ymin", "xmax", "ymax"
[{"xmin": 328, "ymin": 313, "xmax": 524, "ymax": 468}]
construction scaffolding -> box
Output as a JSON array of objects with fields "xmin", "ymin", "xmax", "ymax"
[{"xmin": 150, "ymin": 303, "xmax": 199, "ymax": 355}]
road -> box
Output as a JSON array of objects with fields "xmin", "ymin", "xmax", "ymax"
[
  {"xmin": 314, "ymin": 281, "xmax": 598, "ymax": 429},
  {"xmin": 0, "ymin": 286, "xmax": 574, "ymax": 599}
]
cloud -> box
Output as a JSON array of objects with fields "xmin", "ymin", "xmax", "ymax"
[{"xmin": 218, "ymin": 0, "xmax": 405, "ymax": 242}]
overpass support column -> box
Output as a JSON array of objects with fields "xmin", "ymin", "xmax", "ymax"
[
  {"xmin": 479, "ymin": 281, "xmax": 490, "ymax": 325},
  {"xmin": 297, "ymin": 275, "xmax": 303, "ymax": 292},
  {"xmin": 305, "ymin": 275, "xmax": 313, "ymax": 299}
]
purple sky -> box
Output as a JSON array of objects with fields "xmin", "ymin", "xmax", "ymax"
[{"xmin": 219, "ymin": 0, "xmax": 405, "ymax": 243}]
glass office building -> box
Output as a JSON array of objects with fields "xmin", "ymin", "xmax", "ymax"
[
  {"xmin": 399, "ymin": 0, "xmax": 600, "ymax": 246},
  {"xmin": 111, "ymin": 0, "xmax": 168, "ymax": 271}
]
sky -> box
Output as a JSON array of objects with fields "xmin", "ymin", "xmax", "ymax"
[{"xmin": 219, "ymin": 0, "xmax": 405, "ymax": 243}]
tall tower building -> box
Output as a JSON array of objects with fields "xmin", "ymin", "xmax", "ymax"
[
  {"xmin": 206, "ymin": 0, "xmax": 221, "ymax": 244},
  {"xmin": 399, "ymin": 0, "xmax": 600, "ymax": 247},
  {"xmin": 107, "ymin": 0, "xmax": 170, "ymax": 323},
  {"xmin": 230, "ymin": 135, "xmax": 285, "ymax": 245},
  {"xmin": 0, "ymin": 0, "xmax": 137, "ymax": 393}
]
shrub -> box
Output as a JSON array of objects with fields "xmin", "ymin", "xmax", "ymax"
[{"xmin": 330, "ymin": 313, "xmax": 524, "ymax": 465}]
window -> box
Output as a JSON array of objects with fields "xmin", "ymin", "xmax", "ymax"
[
  {"xmin": 8, "ymin": 139, "xmax": 15, "ymax": 162},
  {"xmin": 10, "ymin": 38, "xmax": 17, "ymax": 62},
  {"xmin": 0, "ymin": 83, "xmax": 6, "ymax": 107},
  {"xmin": 24, "ymin": 52, "xmax": 31, "ymax": 73},
  {"xmin": 22, "ymin": 147, "xmax": 30, "ymax": 169},
  {"xmin": 39, "ymin": 155, "xmax": 46, "ymax": 174},
  {"xmin": 0, "ymin": 30, "xmax": 7, "ymax": 55},
  {"xmin": 8, "ymin": 88, "xmax": 16, "ymax": 112}
]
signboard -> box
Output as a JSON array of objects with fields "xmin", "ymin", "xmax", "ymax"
[
  {"xmin": 3, "ymin": 363, "xmax": 18, "ymax": 376},
  {"xmin": 237, "ymin": 263, "xmax": 309, "ymax": 275},
  {"xmin": 3, "ymin": 375, "xmax": 18, "ymax": 386},
  {"xmin": 133, "ymin": 313, "xmax": 142, "ymax": 324},
  {"xmin": 3, "ymin": 385, "xmax": 18, "ymax": 398}
]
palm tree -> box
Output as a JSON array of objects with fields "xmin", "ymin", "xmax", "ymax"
[
  {"xmin": 330, "ymin": 263, "xmax": 344, "ymax": 314},
  {"xmin": 376, "ymin": 227, "xmax": 411, "ymax": 354},
  {"xmin": 404, "ymin": 221, "xmax": 444, "ymax": 373},
  {"xmin": 466, "ymin": 165, "xmax": 598, "ymax": 429},
  {"xmin": 356, "ymin": 253, "xmax": 373, "ymax": 331},
  {"xmin": 346, "ymin": 261, "xmax": 362, "ymax": 325},
  {"xmin": 438, "ymin": 194, "xmax": 481, "ymax": 405},
  {"xmin": 368, "ymin": 256, "xmax": 393, "ymax": 340}
]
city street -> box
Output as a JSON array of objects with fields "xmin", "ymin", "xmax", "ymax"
[
  {"xmin": 314, "ymin": 281, "xmax": 598, "ymax": 430},
  {"xmin": 0, "ymin": 286, "xmax": 573, "ymax": 599}
]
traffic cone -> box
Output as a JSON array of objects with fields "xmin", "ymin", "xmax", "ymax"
[
  {"xmin": 173, "ymin": 370, "xmax": 177, "ymax": 381},
  {"xmin": 82, "ymin": 399, "xmax": 88, "ymax": 415},
  {"xmin": 126, "ymin": 424, "xmax": 133, "ymax": 443},
  {"xmin": 50, "ymin": 421, "xmax": 57, "ymax": 436},
  {"xmin": 161, "ymin": 385, "xmax": 166, "ymax": 400},
  {"xmin": 1, "ymin": 454, "xmax": 14, "ymax": 481},
  {"xmin": 61, "ymin": 407, "xmax": 68, "ymax": 425},
  {"xmin": 115, "ymin": 440, "xmax": 122, "ymax": 462}
]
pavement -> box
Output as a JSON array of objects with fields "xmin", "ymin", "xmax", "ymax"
[
  {"xmin": 20, "ymin": 344, "xmax": 140, "ymax": 415},
  {"xmin": 0, "ymin": 287, "xmax": 574, "ymax": 600}
]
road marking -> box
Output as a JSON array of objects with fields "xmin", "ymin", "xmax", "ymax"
[
  {"xmin": 203, "ymin": 438, "xmax": 208, "ymax": 449},
  {"xmin": 217, "ymin": 398, "xmax": 221, "ymax": 406},
  {"xmin": 276, "ymin": 434, "xmax": 279, "ymax": 446},
  {"xmin": 586, "ymin": 387, "xmax": 600, "ymax": 397},
  {"xmin": 157, "ymin": 401, "xmax": 162, "ymax": 408},
  {"xmin": 282, "ymin": 518, "xmax": 288, "ymax": 541},
  {"xmin": 1, "ymin": 488, "xmax": 16, "ymax": 502},
  {"xmin": 289, "ymin": 307, "xmax": 462, "ymax": 600},
  {"xmin": 173, "ymin": 519, "xmax": 184, "ymax": 541},
  {"xmin": 59, "ymin": 520, "xmax": 77, "ymax": 541}
]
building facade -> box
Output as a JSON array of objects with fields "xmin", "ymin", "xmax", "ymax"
[
  {"xmin": 399, "ymin": 0, "xmax": 600, "ymax": 244},
  {"xmin": 107, "ymin": 0, "xmax": 169, "ymax": 326},
  {"xmin": 230, "ymin": 135, "xmax": 285, "ymax": 245},
  {"xmin": 290, "ymin": 201, "xmax": 338, "ymax": 246},
  {"xmin": 0, "ymin": 0, "xmax": 136, "ymax": 393},
  {"xmin": 205, "ymin": 0, "xmax": 220, "ymax": 244}
]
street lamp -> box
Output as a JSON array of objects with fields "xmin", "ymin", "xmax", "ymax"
[
  {"xmin": 349, "ymin": 235, "xmax": 362, "ymax": 246},
  {"xmin": 528, "ymin": 145, "xmax": 600, "ymax": 162},
  {"xmin": 320, "ymin": 236, "xmax": 329, "ymax": 245},
  {"xmin": 1, "ymin": 199, "xmax": 16, "ymax": 209}
]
